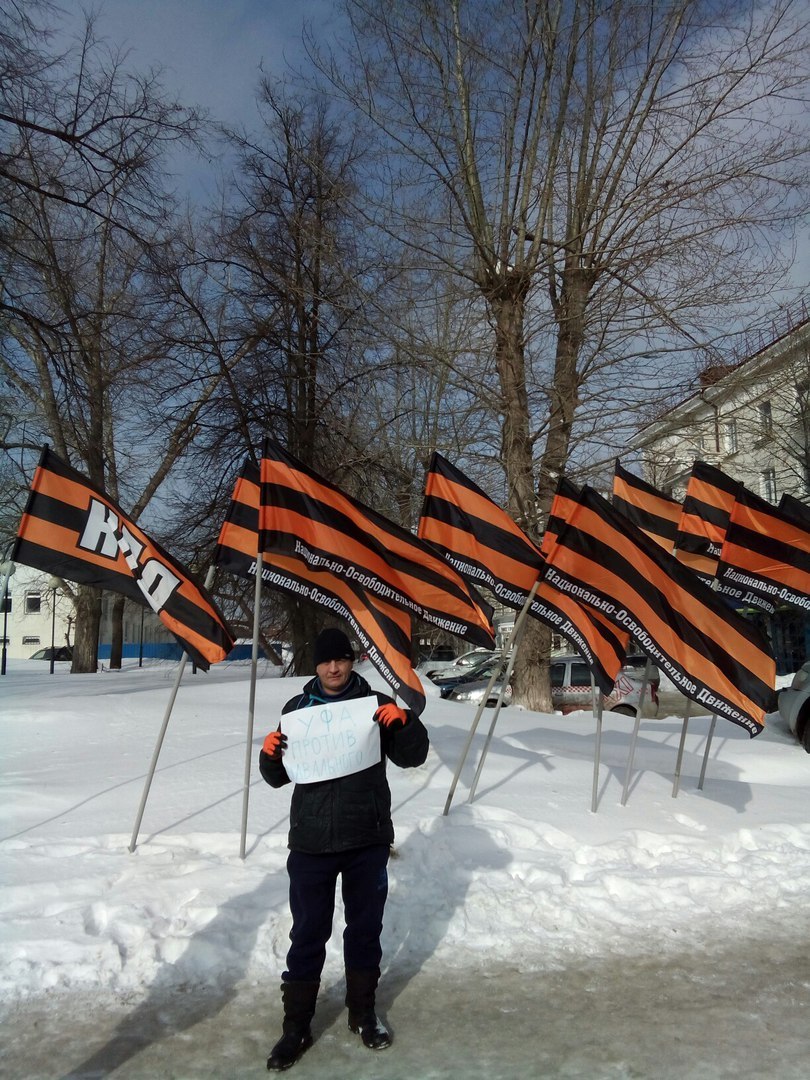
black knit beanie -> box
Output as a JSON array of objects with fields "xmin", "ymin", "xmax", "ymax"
[{"xmin": 313, "ymin": 628, "xmax": 355, "ymax": 666}]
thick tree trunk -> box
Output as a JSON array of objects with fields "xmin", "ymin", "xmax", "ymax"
[
  {"xmin": 515, "ymin": 269, "xmax": 591, "ymax": 710},
  {"xmin": 492, "ymin": 289, "xmax": 536, "ymax": 535},
  {"xmin": 71, "ymin": 585, "xmax": 101, "ymax": 674},
  {"xmin": 108, "ymin": 593, "xmax": 125, "ymax": 669},
  {"xmin": 289, "ymin": 599, "xmax": 322, "ymax": 675},
  {"xmin": 491, "ymin": 288, "xmax": 553, "ymax": 711},
  {"xmin": 537, "ymin": 265, "xmax": 590, "ymax": 515}
]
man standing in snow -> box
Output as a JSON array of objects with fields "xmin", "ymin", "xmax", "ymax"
[{"xmin": 259, "ymin": 626, "xmax": 430, "ymax": 1072}]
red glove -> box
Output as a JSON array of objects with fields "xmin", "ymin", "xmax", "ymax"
[
  {"xmin": 374, "ymin": 703, "xmax": 407, "ymax": 729},
  {"xmin": 262, "ymin": 728, "xmax": 287, "ymax": 759}
]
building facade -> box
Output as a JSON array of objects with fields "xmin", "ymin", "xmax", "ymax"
[
  {"xmin": 631, "ymin": 307, "xmax": 809, "ymax": 672},
  {"xmin": 631, "ymin": 309, "xmax": 809, "ymax": 503},
  {"xmin": 0, "ymin": 565, "xmax": 73, "ymax": 661},
  {"xmin": 1, "ymin": 564, "xmax": 179, "ymax": 665}
]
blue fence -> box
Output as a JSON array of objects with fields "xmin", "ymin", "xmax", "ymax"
[
  {"xmin": 96, "ymin": 642, "xmax": 276, "ymax": 662},
  {"xmin": 97, "ymin": 642, "xmax": 184, "ymax": 661}
]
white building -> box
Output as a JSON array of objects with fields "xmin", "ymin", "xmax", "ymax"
[
  {"xmin": 0, "ymin": 564, "xmax": 73, "ymax": 662},
  {"xmin": 631, "ymin": 307, "xmax": 809, "ymax": 502},
  {"xmin": 1, "ymin": 563, "xmax": 179, "ymax": 666},
  {"xmin": 630, "ymin": 306, "xmax": 809, "ymax": 672}
]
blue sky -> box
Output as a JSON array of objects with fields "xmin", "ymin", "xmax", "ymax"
[
  {"xmin": 59, "ymin": 0, "xmax": 339, "ymax": 199},
  {"xmin": 65, "ymin": 0, "xmax": 337, "ymax": 123},
  {"xmin": 58, "ymin": 0, "xmax": 808, "ymax": 291}
]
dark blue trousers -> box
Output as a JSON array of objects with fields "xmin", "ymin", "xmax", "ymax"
[{"xmin": 283, "ymin": 844, "xmax": 390, "ymax": 983}]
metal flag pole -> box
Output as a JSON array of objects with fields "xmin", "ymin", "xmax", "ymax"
[
  {"xmin": 0, "ymin": 561, "xmax": 15, "ymax": 676},
  {"xmin": 698, "ymin": 714, "xmax": 718, "ymax": 789},
  {"xmin": 619, "ymin": 658, "xmax": 652, "ymax": 807},
  {"xmin": 591, "ymin": 676, "xmax": 604, "ymax": 813},
  {"xmin": 240, "ymin": 553, "xmax": 264, "ymax": 859},
  {"xmin": 466, "ymin": 582, "xmax": 539, "ymax": 804},
  {"xmin": 696, "ymin": 579, "xmax": 722, "ymax": 792},
  {"xmin": 671, "ymin": 699, "xmax": 692, "ymax": 798},
  {"xmin": 129, "ymin": 652, "xmax": 190, "ymax": 852},
  {"xmin": 442, "ymin": 659, "xmax": 502, "ymax": 816},
  {"xmin": 129, "ymin": 565, "xmax": 217, "ymax": 852},
  {"xmin": 443, "ymin": 579, "xmax": 539, "ymax": 816}
]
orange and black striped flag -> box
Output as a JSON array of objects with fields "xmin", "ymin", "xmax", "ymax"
[
  {"xmin": 612, "ymin": 461, "xmax": 680, "ymax": 553},
  {"xmin": 212, "ymin": 458, "xmax": 262, "ymax": 583},
  {"xmin": 540, "ymin": 477, "xmax": 631, "ymax": 685},
  {"xmin": 258, "ymin": 439, "xmax": 495, "ymax": 651},
  {"xmin": 213, "ymin": 458, "xmax": 426, "ymax": 715},
  {"xmin": 542, "ymin": 484, "xmax": 776, "ymax": 737},
  {"xmin": 12, "ymin": 446, "xmax": 235, "ymax": 669},
  {"xmin": 418, "ymin": 453, "xmax": 628, "ymax": 695},
  {"xmin": 717, "ymin": 486, "xmax": 810, "ymax": 616},
  {"xmin": 674, "ymin": 460, "xmax": 739, "ymax": 581},
  {"xmin": 539, "ymin": 476, "xmax": 581, "ymax": 558}
]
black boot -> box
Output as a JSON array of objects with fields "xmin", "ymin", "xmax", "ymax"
[
  {"xmin": 345, "ymin": 968, "xmax": 392, "ymax": 1050},
  {"xmin": 267, "ymin": 979, "xmax": 319, "ymax": 1071}
]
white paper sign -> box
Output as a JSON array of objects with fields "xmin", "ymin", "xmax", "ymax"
[{"xmin": 282, "ymin": 697, "xmax": 381, "ymax": 784}]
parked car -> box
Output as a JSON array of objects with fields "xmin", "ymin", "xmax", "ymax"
[
  {"xmin": 29, "ymin": 646, "xmax": 72, "ymax": 661},
  {"xmin": 621, "ymin": 653, "xmax": 661, "ymax": 692},
  {"xmin": 778, "ymin": 661, "xmax": 810, "ymax": 752},
  {"xmin": 441, "ymin": 653, "xmax": 658, "ymax": 716},
  {"xmin": 415, "ymin": 644, "xmax": 457, "ymax": 672},
  {"xmin": 425, "ymin": 648, "xmax": 498, "ymax": 680},
  {"xmin": 437, "ymin": 656, "xmax": 513, "ymax": 707},
  {"xmin": 550, "ymin": 655, "xmax": 658, "ymax": 716}
]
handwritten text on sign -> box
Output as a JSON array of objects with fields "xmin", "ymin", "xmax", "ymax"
[{"xmin": 282, "ymin": 697, "xmax": 380, "ymax": 784}]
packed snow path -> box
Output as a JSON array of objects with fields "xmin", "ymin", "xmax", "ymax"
[
  {"xmin": 2, "ymin": 936, "xmax": 809, "ymax": 1079},
  {"xmin": 2, "ymin": 662, "xmax": 809, "ymax": 1077}
]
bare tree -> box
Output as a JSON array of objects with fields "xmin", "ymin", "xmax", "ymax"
[
  {"xmin": 312, "ymin": 0, "xmax": 810, "ymax": 706},
  {"xmin": 1, "ymin": 5, "xmax": 202, "ymax": 236},
  {"xmin": 0, "ymin": 10, "xmax": 218, "ymax": 672},
  {"xmin": 177, "ymin": 84, "xmax": 402, "ymax": 669}
]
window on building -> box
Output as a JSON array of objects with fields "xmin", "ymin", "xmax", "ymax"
[
  {"xmin": 22, "ymin": 635, "xmax": 41, "ymax": 645},
  {"xmin": 758, "ymin": 400, "xmax": 773, "ymax": 436},
  {"xmin": 761, "ymin": 467, "xmax": 777, "ymax": 503},
  {"xmin": 25, "ymin": 592, "xmax": 42, "ymax": 614},
  {"xmin": 724, "ymin": 419, "xmax": 738, "ymax": 454}
]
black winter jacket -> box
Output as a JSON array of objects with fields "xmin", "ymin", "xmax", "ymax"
[{"xmin": 258, "ymin": 671, "xmax": 429, "ymax": 854}]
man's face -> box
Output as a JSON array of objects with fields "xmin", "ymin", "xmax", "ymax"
[{"xmin": 316, "ymin": 657, "xmax": 354, "ymax": 695}]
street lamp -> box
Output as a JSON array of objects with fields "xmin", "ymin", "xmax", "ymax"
[
  {"xmin": 48, "ymin": 575, "xmax": 60, "ymax": 675},
  {"xmin": 0, "ymin": 560, "xmax": 15, "ymax": 676}
]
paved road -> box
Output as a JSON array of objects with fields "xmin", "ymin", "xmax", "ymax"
[{"xmin": 2, "ymin": 931, "xmax": 808, "ymax": 1079}]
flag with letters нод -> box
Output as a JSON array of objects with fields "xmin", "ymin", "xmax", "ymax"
[{"xmin": 13, "ymin": 446, "xmax": 234, "ymax": 669}]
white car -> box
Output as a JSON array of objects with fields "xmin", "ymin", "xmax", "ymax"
[
  {"xmin": 440, "ymin": 653, "xmax": 658, "ymax": 717},
  {"xmin": 778, "ymin": 661, "xmax": 810, "ymax": 752}
]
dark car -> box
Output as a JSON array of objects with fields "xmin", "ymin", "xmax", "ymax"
[
  {"xmin": 29, "ymin": 646, "xmax": 72, "ymax": 661},
  {"xmin": 436, "ymin": 656, "xmax": 513, "ymax": 706}
]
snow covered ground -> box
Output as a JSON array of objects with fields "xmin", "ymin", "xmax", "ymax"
[{"xmin": 1, "ymin": 659, "xmax": 809, "ymax": 1078}]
